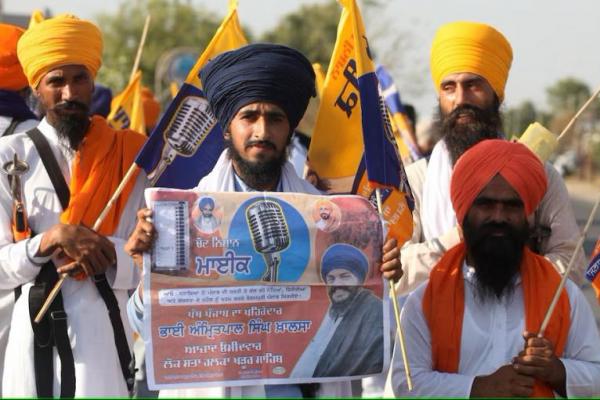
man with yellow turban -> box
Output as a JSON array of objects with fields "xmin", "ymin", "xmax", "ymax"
[
  {"xmin": 0, "ymin": 14, "xmax": 147, "ymax": 397},
  {"xmin": 396, "ymin": 21, "xmax": 585, "ymax": 295},
  {"xmin": 391, "ymin": 140, "xmax": 600, "ymax": 397}
]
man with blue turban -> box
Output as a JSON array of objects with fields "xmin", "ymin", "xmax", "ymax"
[
  {"xmin": 292, "ymin": 243, "xmax": 384, "ymax": 378},
  {"xmin": 126, "ymin": 43, "xmax": 402, "ymax": 398}
]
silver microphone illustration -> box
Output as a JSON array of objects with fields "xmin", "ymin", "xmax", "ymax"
[
  {"xmin": 246, "ymin": 199, "xmax": 290, "ymax": 282},
  {"xmin": 147, "ymin": 95, "xmax": 217, "ymax": 185}
]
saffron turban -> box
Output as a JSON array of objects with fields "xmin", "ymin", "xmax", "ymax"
[
  {"xmin": 450, "ymin": 139, "xmax": 547, "ymax": 225},
  {"xmin": 321, "ymin": 243, "xmax": 369, "ymax": 284},
  {"xmin": 430, "ymin": 21, "xmax": 513, "ymax": 101},
  {"xmin": 141, "ymin": 86, "xmax": 161, "ymax": 128},
  {"xmin": 17, "ymin": 14, "xmax": 103, "ymax": 88},
  {"xmin": 0, "ymin": 24, "xmax": 28, "ymax": 91},
  {"xmin": 200, "ymin": 43, "xmax": 316, "ymax": 130}
]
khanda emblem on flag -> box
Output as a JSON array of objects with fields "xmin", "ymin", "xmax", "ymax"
[{"xmin": 146, "ymin": 91, "xmax": 217, "ymax": 185}]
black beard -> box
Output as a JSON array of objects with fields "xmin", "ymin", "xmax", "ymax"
[
  {"xmin": 51, "ymin": 101, "xmax": 90, "ymax": 151},
  {"xmin": 327, "ymin": 286, "xmax": 359, "ymax": 318},
  {"xmin": 225, "ymin": 138, "xmax": 288, "ymax": 190},
  {"xmin": 463, "ymin": 215, "xmax": 530, "ymax": 301},
  {"xmin": 433, "ymin": 100, "xmax": 503, "ymax": 165}
]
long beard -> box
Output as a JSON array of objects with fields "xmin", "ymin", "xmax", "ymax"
[
  {"xmin": 225, "ymin": 138, "xmax": 288, "ymax": 189},
  {"xmin": 433, "ymin": 101, "xmax": 503, "ymax": 165},
  {"xmin": 51, "ymin": 101, "xmax": 90, "ymax": 151},
  {"xmin": 463, "ymin": 215, "xmax": 530, "ymax": 301}
]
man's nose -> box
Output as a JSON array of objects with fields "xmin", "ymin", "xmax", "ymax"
[
  {"xmin": 252, "ymin": 117, "xmax": 269, "ymax": 139},
  {"xmin": 489, "ymin": 203, "xmax": 509, "ymax": 223},
  {"xmin": 61, "ymin": 83, "xmax": 79, "ymax": 102}
]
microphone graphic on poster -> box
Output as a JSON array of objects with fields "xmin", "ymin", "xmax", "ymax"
[
  {"xmin": 246, "ymin": 199, "xmax": 290, "ymax": 282},
  {"xmin": 147, "ymin": 95, "xmax": 217, "ymax": 185}
]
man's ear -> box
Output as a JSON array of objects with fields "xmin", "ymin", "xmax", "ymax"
[{"xmin": 223, "ymin": 129, "xmax": 231, "ymax": 140}]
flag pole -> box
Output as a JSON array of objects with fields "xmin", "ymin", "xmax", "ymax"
[
  {"xmin": 34, "ymin": 163, "xmax": 140, "ymax": 324},
  {"xmin": 538, "ymin": 194, "xmax": 600, "ymax": 336},
  {"xmin": 375, "ymin": 188, "xmax": 413, "ymax": 391},
  {"xmin": 557, "ymin": 84, "xmax": 600, "ymax": 142},
  {"xmin": 129, "ymin": 15, "xmax": 151, "ymax": 83}
]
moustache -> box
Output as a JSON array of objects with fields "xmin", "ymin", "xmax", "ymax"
[
  {"xmin": 445, "ymin": 104, "xmax": 486, "ymax": 124},
  {"xmin": 245, "ymin": 140, "xmax": 276, "ymax": 150},
  {"xmin": 52, "ymin": 101, "xmax": 89, "ymax": 113}
]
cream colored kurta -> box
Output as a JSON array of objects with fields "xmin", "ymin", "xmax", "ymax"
[
  {"xmin": 0, "ymin": 114, "xmax": 39, "ymax": 395},
  {"xmin": 398, "ymin": 154, "xmax": 586, "ymax": 295},
  {"xmin": 0, "ymin": 118, "xmax": 146, "ymax": 397}
]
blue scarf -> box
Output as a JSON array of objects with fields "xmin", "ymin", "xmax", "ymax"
[{"xmin": 0, "ymin": 90, "xmax": 37, "ymax": 121}]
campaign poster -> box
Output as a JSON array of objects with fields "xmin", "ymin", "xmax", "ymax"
[{"xmin": 143, "ymin": 188, "xmax": 390, "ymax": 389}]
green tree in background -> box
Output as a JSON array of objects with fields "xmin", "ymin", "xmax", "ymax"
[
  {"xmin": 261, "ymin": 1, "xmax": 340, "ymax": 68},
  {"xmin": 96, "ymin": 0, "xmax": 222, "ymax": 92},
  {"xmin": 546, "ymin": 77, "xmax": 592, "ymax": 114},
  {"xmin": 502, "ymin": 100, "xmax": 545, "ymax": 138}
]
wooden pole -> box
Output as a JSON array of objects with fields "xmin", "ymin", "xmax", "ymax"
[
  {"xmin": 34, "ymin": 163, "xmax": 140, "ymax": 324},
  {"xmin": 375, "ymin": 188, "xmax": 413, "ymax": 391},
  {"xmin": 129, "ymin": 15, "xmax": 151, "ymax": 83},
  {"xmin": 538, "ymin": 194, "xmax": 600, "ymax": 336},
  {"xmin": 557, "ymin": 84, "xmax": 600, "ymax": 142}
]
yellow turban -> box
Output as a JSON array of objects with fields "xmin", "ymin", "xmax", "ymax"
[
  {"xmin": 0, "ymin": 24, "xmax": 28, "ymax": 91},
  {"xmin": 17, "ymin": 14, "xmax": 103, "ymax": 88},
  {"xmin": 430, "ymin": 21, "xmax": 512, "ymax": 101}
]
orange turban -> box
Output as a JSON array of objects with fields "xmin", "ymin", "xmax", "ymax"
[
  {"xmin": 430, "ymin": 21, "xmax": 513, "ymax": 101},
  {"xmin": 141, "ymin": 86, "xmax": 160, "ymax": 128},
  {"xmin": 450, "ymin": 139, "xmax": 547, "ymax": 225},
  {"xmin": 0, "ymin": 24, "xmax": 28, "ymax": 91},
  {"xmin": 17, "ymin": 14, "xmax": 103, "ymax": 88}
]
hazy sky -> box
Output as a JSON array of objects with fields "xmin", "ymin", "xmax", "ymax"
[{"xmin": 4, "ymin": 0, "xmax": 600, "ymax": 120}]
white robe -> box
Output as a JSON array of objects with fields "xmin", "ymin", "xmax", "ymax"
[
  {"xmin": 0, "ymin": 118, "xmax": 146, "ymax": 397},
  {"xmin": 0, "ymin": 114, "xmax": 38, "ymax": 395},
  {"xmin": 390, "ymin": 263, "xmax": 600, "ymax": 397},
  {"xmin": 132, "ymin": 149, "xmax": 352, "ymax": 398}
]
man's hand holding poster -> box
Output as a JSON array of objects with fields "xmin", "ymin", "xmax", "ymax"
[{"xmin": 143, "ymin": 188, "xmax": 390, "ymax": 389}]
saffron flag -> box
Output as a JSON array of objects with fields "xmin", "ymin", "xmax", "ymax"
[
  {"xmin": 586, "ymin": 237, "xmax": 600, "ymax": 303},
  {"xmin": 375, "ymin": 64, "xmax": 421, "ymax": 162},
  {"xmin": 107, "ymin": 70, "xmax": 146, "ymax": 135},
  {"xmin": 135, "ymin": 0, "xmax": 248, "ymax": 188},
  {"xmin": 308, "ymin": 0, "xmax": 413, "ymax": 243}
]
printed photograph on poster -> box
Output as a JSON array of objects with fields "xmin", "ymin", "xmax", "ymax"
[{"xmin": 143, "ymin": 188, "xmax": 390, "ymax": 389}]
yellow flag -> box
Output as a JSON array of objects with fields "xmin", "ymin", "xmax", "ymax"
[
  {"xmin": 107, "ymin": 70, "xmax": 146, "ymax": 134},
  {"xmin": 28, "ymin": 9, "xmax": 45, "ymax": 28},
  {"xmin": 312, "ymin": 63, "xmax": 326, "ymax": 97},
  {"xmin": 307, "ymin": 0, "xmax": 413, "ymax": 243},
  {"xmin": 308, "ymin": 0, "xmax": 372, "ymax": 191},
  {"xmin": 185, "ymin": 0, "xmax": 248, "ymax": 88}
]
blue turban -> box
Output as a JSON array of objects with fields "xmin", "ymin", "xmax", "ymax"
[
  {"xmin": 199, "ymin": 197, "xmax": 215, "ymax": 209},
  {"xmin": 90, "ymin": 84, "xmax": 112, "ymax": 117},
  {"xmin": 320, "ymin": 244, "xmax": 369, "ymax": 284},
  {"xmin": 199, "ymin": 43, "xmax": 316, "ymax": 131}
]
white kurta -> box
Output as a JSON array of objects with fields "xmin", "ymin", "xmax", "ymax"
[
  {"xmin": 128, "ymin": 150, "xmax": 353, "ymax": 398},
  {"xmin": 0, "ymin": 114, "xmax": 38, "ymax": 395},
  {"xmin": 0, "ymin": 118, "xmax": 146, "ymax": 397},
  {"xmin": 390, "ymin": 263, "xmax": 600, "ymax": 397}
]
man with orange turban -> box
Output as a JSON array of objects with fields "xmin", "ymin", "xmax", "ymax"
[
  {"xmin": 141, "ymin": 86, "xmax": 160, "ymax": 134},
  {"xmin": 392, "ymin": 140, "xmax": 600, "ymax": 397},
  {"xmin": 0, "ymin": 14, "xmax": 146, "ymax": 397},
  {"xmin": 397, "ymin": 21, "xmax": 585, "ymax": 295},
  {"xmin": 0, "ymin": 23, "xmax": 38, "ymax": 136}
]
